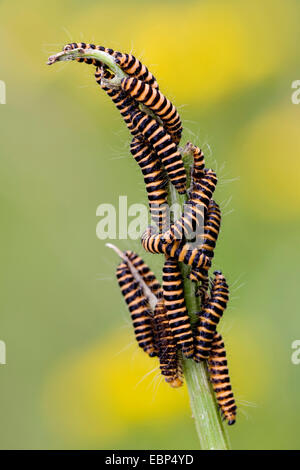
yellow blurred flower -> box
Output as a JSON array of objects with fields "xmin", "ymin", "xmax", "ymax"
[{"xmin": 42, "ymin": 330, "xmax": 190, "ymax": 443}]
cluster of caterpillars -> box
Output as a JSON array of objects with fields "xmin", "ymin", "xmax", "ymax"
[
  {"xmin": 50, "ymin": 42, "xmax": 237, "ymax": 426},
  {"xmin": 116, "ymin": 250, "xmax": 236, "ymax": 426}
]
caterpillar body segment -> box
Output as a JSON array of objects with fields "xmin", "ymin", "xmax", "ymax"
[
  {"xmin": 116, "ymin": 261, "xmax": 157, "ymax": 357},
  {"xmin": 208, "ymin": 332, "xmax": 237, "ymax": 425},
  {"xmin": 129, "ymin": 109, "xmax": 187, "ymax": 194},
  {"xmin": 194, "ymin": 271, "xmax": 229, "ymax": 361},
  {"xmin": 162, "ymin": 170, "xmax": 218, "ymax": 244},
  {"xmin": 114, "ymin": 52, "xmax": 158, "ymax": 88},
  {"xmin": 130, "ymin": 137, "xmax": 168, "ymax": 231},
  {"xmin": 162, "ymin": 259, "xmax": 194, "ymax": 358},
  {"xmin": 191, "ymin": 143, "xmax": 206, "ymax": 181},
  {"xmin": 188, "ymin": 169, "xmax": 218, "ymax": 210},
  {"xmin": 153, "ymin": 300, "xmax": 183, "ymax": 388},
  {"xmin": 200, "ymin": 199, "xmax": 221, "ymax": 258},
  {"xmin": 62, "ymin": 42, "xmax": 103, "ymax": 66},
  {"xmin": 121, "ymin": 77, "xmax": 182, "ymax": 144},
  {"xmin": 125, "ymin": 250, "xmax": 163, "ymax": 299},
  {"xmin": 195, "ymin": 276, "xmax": 210, "ymax": 305},
  {"xmin": 189, "ymin": 199, "xmax": 221, "ymax": 289}
]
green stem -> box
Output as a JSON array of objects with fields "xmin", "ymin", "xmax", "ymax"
[
  {"xmin": 47, "ymin": 48, "xmax": 128, "ymax": 81},
  {"xmin": 168, "ymin": 152, "xmax": 230, "ymax": 450}
]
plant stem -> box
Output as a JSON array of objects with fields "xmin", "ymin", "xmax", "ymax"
[{"xmin": 168, "ymin": 154, "xmax": 230, "ymax": 450}]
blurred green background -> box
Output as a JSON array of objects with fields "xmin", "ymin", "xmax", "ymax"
[{"xmin": 1, "ymin": 0, "xmax": 300, "ymax": 450}]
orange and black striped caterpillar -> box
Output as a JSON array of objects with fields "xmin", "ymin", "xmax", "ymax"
[
  {"xmin": 208, "ymin": 332, "xmax": 237, "ymax": 425},
  {"xmin": 161, "ymin": 168, "xmax": 218, "ymax": 244},
  {"xmin": 50, "ymin": 43, "xmax": 237, "ymax": 423},
  {"xmin": 125, "ymin": 250, "xmax": 163, "ymax": 299},
  {"xmin": 130, "ymin": 137, "xmax": 168, "ymax": 232},
  {"xmin": 95, "ymin": 67, "xmax": 141, "ymax": 137},
  {"xmin": 189, "ymin": 199, "xmax": 221, "ymax": 299},
  {"xmin": 121, "ymin": 77, "xmax": 182, "ymax": 144},
  {"xmin": 162, "ymin": 258, "xmax": 194, "ymax": 358},
  {"xmin": 194, "ymin": 271, "xmax": 229, "ymax": 361},
  {"xmin": 115, "ymin": 252, "xmax": 183, "ymax": 388},
  {"xmin": 94, "ymin": 68, "xmax": 187, "ymax": 195},
  {"xmin": 116, "ymin": 261, "xmax": 157, "ymax": 357},
  {"xmin": 62, "ymin": 43, "xmax": 158, "ymax": 87},
  {"xmin": 129, "ymin": 108, "xmax": 187, "ymax": 194}
]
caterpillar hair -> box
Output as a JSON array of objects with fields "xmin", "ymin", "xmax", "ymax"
[
  {"xmin": 129, "ymin": 109, "xmax": 187, "ymax": 194},
  {"xmin": 121, "ymin": 77, "xmax": 182, "ymax": 144},
  {"xmin": 208, "ymin": 332, "xmax": 237, "ymax": 425},
  {"xmin": 153, "ymin": 299, "xmax": 183, "ymax": 388},
  {"xmin": 162, "ymin": 258, "xmax": 194, "ymax": 358},
  {"xmin": 116, "ymin": 261, "xmax": 157, "ymax": 357},
  {"xmin": 130, "ymin": 137, "xmax": 168, "ymax": 232},
  {"xmin": 194, "ymin": 271, "xmax": 229, "ymax": 361}
]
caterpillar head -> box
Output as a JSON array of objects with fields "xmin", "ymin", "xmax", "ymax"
[{"xmin": 225, "ymin": 413, "xmax": 236, "ymax": 426}]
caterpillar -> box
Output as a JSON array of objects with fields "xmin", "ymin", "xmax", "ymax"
[
  {"xmin": 129, "ymin": 109, "xmax": 187, "ymax": 194},
  {"xmin": 162, "ymin": 258, "xmax": 194, "ymax": 358},
  {"xmin": 194, "ymin": 271, "xmax": 229, "ymax": 361},
  {"xmin": 121, "ymin": 77, "xmax": 182, "ymax": 144},
  {"xmin": 182, "ymin": 142, "xmax": 206, "ymax": 181},
  {"xmin": 95, "ymin": 67, "xmax": 140, "ymax": 137},
  {"xmin": 63, "ymin": 42, "xmax": 103, "ymax": 66},
  {"xmin": 162, "ymin": 169, "xmax": 218, "ymax": 244},
  {"xmin": 208, "ymin": 332, "xmax": 237, "ymax": 425},
  {"xmin": 136, "ymin": 169, "xmax": 217, "ymax": 248},
  {"xmin": 141, "ymin": 227, "xmax": 212, "ymax": 272},
  {"xmin": 130, "ymin": 137, "xmax": 168, "ymax": 232},
  {"xmin": 62, "ymin": 43, "xmax": 158, "ymax": 88},
  {"xmin": 125, "ymin": 250, "xmax": 163, "ymax": 299},
  {"xmin": 153, "ymin": 299, "xmax": 183, "ymax": 388},
  {"xmin": 116, "ymin": 261, "xmax": 157, "ymax": 357}
]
